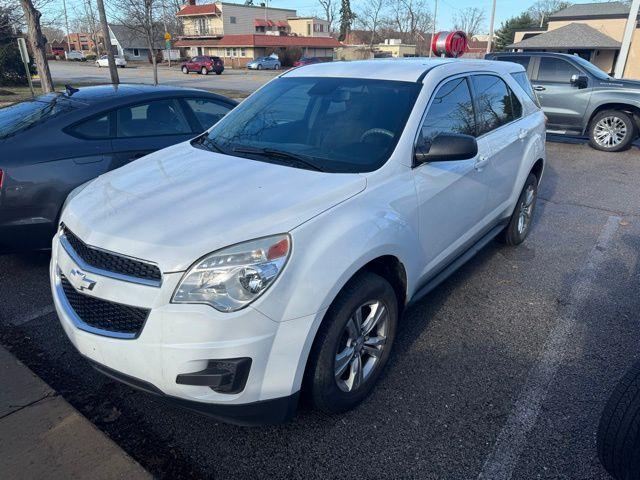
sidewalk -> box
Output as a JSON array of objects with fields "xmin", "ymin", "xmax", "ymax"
[{"xmin": 0, "ymin": 346, "xmax": 151, "ymax": 480}]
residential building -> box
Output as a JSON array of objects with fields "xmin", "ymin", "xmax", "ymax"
[
  {"xmin": 174, "ymin": 1, "xmax": 339, "ymax": 65},
  {"xmin": 375, "ymin": 39, "xmax": 416, "ymax": 58},
  {"xmin": 66, "ymin": 32, "xmax": 99, "ymax": 54},
  {"xmin": 109, "ymin": 24, "xmax": 164, "ymax": 61},
  {"xmin": 507, "ymin": 2, "xmax": 640, "ymax": 79}
]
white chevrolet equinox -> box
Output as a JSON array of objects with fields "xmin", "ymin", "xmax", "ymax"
[{"xmin": 51, "ymin": 59, "xmax": 545, "ymax": 425}]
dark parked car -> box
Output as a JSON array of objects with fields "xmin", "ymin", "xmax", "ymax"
[
  {"xmin": 181, "ymin": 55, "xmax": 224, "ymax": 75},
  {"xmin": 293, "ymin": 57, "xmax": 322, "ymax": 67},
  {"xmin": 0, "ymin": 84, "xmax": 237, "ymax": 251},
  {"xmin": 486, "ymin": 52, "xmax": 640, "ymax": 152}
]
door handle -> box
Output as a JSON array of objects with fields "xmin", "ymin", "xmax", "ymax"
[
  {"xmin": 533, "ymin": 85, "xmax": 546, "ymax": 91},
  {"xmin": 474, "ymin": 156, "xmax": 489, "ymax": 171}
]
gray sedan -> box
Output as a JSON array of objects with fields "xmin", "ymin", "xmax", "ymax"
[
  {"xmin": 0, "ymin": 84, "xmax": 237, "ymax": 251},
  {"xmin": 247, "ymin": 56, "xmax": 281, "ymax": 70}
]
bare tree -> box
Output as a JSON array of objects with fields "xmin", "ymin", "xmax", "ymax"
[
  {"xmin": 113, "ymin": 0, "xmax": 160, "ymax": 84},
  {"xmin": 527, "ymin": 0, "xmax": 571, "ymax": 27},
  {"xmin": 18, "ymin": 0, "xmax": 53, "ymax": 92},
  {"xmin": 453, "ymin": 7, "xmax": 486, "ymax": 38},
  {"xmin": 317, "ymin": 0, "xmax": 338, "ymax": 33},
  {"xmin": 96, "ymin": 0, "xmax": 119, "ymax": 84},
  {"xmin": 386, "ymin": 0, "xmax": 431, "ymax": 48},
  {"xmin": 356, "ymin": 0, "xmax": 386, "ymax": 47}
]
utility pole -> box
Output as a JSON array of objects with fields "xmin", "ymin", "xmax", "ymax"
[
  {"xmin": 96, "ymin": 0, "xmax": 119, "ymax": 84},
  {"xmin": 486, "ymin": 0, "xmax": 496, "ymax": 54},
  {"xmin": 614, "ymin": 0, "xmax": 640, "ymax": 78},
  {"xmin": 429, "ymin": 0, "xmax": 438, "ymax": 58},
  {"xmin": 62, "ymin": 0, "xmax": 71, "ymax": 53}
]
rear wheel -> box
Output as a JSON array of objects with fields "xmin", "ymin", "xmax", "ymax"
[
  {"xmin": 589, "ymin": 110, "xmax": 637, "ymax": 152},
  {"xmin": 215, "ymin": 70, "xmax": 222, "ymax": 75},
  {"xmin": 182, "ymin": 66, "xmax": 188, "ymax": 74},
  {"xmin": 498, "ymin": 173, "xmax": 538, "ymax": 246},
  {"xmin": 274, "ymin": 63, "xmax": 281, "ymax": 70},
  {"xmin": 305, "ymin": 272, "xmax": 398, "ymax": 414},
  {"xmin": 201, "ymin": 66, "xmax": 208, "ymax": 75}
]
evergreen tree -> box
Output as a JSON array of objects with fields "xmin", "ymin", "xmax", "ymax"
[{"xmin": 494, "ymin": 12, "xmax": 537, "ymax": 51}]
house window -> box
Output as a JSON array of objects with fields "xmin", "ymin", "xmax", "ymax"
[
  {"xmin": 240, "ymin": 48, "xmax": 246, "ymax": 57},
  {"xmin": 81, "ymin": 44, "xmax": 88, "ymax": 50},
  {"xmin": 307, "ymin": 24, "xmax": 311, "ymax": 36},
  {"xmin": 230, "ymin": 16, "xmax": 236, "ymax": 24},
  {"xmin": 133, "ymin": 48, "xmax": 139, "ymax": 56},
  {"xmin": 197, "ymin": 17, "xmax": 208, "ymax": 34}
]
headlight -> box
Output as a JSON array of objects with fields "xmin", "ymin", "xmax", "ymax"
[{"xmin": 172, "ymin": 234, "xmax": 291, "ymax": 312}]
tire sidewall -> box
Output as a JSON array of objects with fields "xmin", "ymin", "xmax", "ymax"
[
  {"xmin": 502, "ymin": 173, "xmax": 538, "ymax": 246},
  {"xmin": 310, "ymin": 273, "xmax": 398, "ymax": 413},
  {"xmin": 589, "ymin": 110, "xmax": 636, "ymax": 152},
  {"xmin": 201, "ymin": 66, "xmax": 208, "ymax": 75},
  {"xmin": 182, "ymin": 66, "xmax": 188, "ymax": 74}
]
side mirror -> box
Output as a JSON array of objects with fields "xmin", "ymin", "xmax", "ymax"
[
  {"xmin": 570, "ymin": 74, "xmax": 589, "ymax": 89},
  {"xmin": 414, "ymin": 133, "xmax": 478, "ymax": 165}
]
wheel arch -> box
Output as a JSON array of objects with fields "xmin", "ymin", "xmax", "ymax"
[
  {"xmin": 531, "ymin": 157, "xmax": 544, "ymax": 183},
  {"xmin": 584, "ymin": 102, "xmax": 640, "ymax": 135}
]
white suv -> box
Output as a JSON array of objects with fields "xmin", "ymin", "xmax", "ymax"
[{"xmin": 51, "ymin": 59, "xmax": 545, "ymax": 425}]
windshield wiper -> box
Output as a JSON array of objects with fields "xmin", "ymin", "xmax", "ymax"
[
  {"xmin": 233, "ymin": 146, "xmax": 325, "ymax": 172},
  {"xmin": 193, "ymin": 135, "xmax": 226, "ymax": 154}
]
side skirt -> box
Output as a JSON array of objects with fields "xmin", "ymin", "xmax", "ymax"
[{"xmin": 408, "ymin": 221, "xmax": 508, "ymax": 306}]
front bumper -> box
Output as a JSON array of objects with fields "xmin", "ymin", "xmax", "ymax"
[{"xmin": 50, "ymin": 232, "xmax": 317, "ymax": 424}]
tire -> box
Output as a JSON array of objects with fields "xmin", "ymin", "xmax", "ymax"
[
  {"xmin": 96, "ymin": 62, "xmax": 100, "ymax": 67},
  {"xmin": 257, "ymin": 64, "xmax": 263, "ymax": 70},
  {"xmin": 598, "ymin": 360, "xmax": 640, "ymax": 480},
  {"xmin": 274, "ymin": 64, "xmax": 280, "ymax": 70},
  {"xmin": 215, "ymin": 70, "xmax": 222, "ymax": 75},
  {"xmin": 498, "ymin": 173, "xmax": 538, "ymax": 246},
  {"xmin": 182, "ymin": 66, "xmax": 188, "ymax": 74},
  {"xmin": 589, "ymin": 110, "xmax": 637, "ymax": 152},
  {"xmin": 201, "ymin": 66, "xmax": 208, "ymax": 75},
  {"xmin": 305, "ymin": 271, "xmax": 398, "ymax": 414}
]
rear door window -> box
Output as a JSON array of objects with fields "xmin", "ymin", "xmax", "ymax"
[
  {"xmin": 471, "ymin": 74, "xmax": 521, "ymax": 136},
  {"xmin": 184, "ymin": 98, "xmax": 233, "ymax": 130},
  {"xmin": 70, "ymin": 114, "xmax": 111, "ymax": 138},
  {"xmin": 116, "ymin": 99, "xmax": 192, "ymax": 137},
  {"xmin": 497, "ymin": 55, "xmax": 531, "ymax": 71},
  {"xmin": 537, "ymin": 57, "xmax": 580, "ymax": 83}
]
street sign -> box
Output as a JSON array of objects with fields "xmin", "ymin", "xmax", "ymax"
[
  {"xmin": 164, "ymin": 32, "xmax": 171, "ymax": 41},
  {"xmin": 431, "ymin": 31, "xmax": 468, "ymax": 58},
  {"xmin": 165, "ymin": 40, "xmax": 171, "ymax": 50},
  {"xmin": 17, "ymin": 37, "xmax": 29, "ymax": 63}
]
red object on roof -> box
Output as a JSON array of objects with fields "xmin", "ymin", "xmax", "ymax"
[
  {"xmin": 175, "ymin": 34, "xmax": 341, "ymax": 48},
  {"xmin": 254, "ymin": 18, "xmax": 273, "ymax": 27},
  {"xmin": 177, "ymin": 3, "xmax": 220, "ymax": 16},
  {"xmin": 275, "ymin": 21, "xmax": 289, "ymax": 27}
]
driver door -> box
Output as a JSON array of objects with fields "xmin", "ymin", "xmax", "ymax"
[{"xmin": 412, "ymin": 75, "xmax": 492, "ymax": 277}]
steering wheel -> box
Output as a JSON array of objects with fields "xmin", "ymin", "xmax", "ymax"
[{"xmin": 360, "ymin": 128, "xmax": 395, "ymax": 142}]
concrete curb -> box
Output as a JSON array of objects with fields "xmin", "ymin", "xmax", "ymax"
[{"xmin": 0, "ymin": 346, "xmax": 151, "ymax": 480}]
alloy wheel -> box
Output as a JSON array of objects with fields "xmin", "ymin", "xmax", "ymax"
[
  {"xmin": 517, "ymin": 184, "xmax": 536, "ymax": 235},
  {"xmin": 594, "ymin": 116, "xmax": 627, "ymax": 148},
  {"xmin": 334, "ymin": 300, "xmax": 389, "ymax": 393}
]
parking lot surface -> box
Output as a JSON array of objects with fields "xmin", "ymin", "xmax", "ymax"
[
  {"xmin": 49, "ymin": 60, "xmax": 278, "ymax": 95},
  {"xmin": 1, "ymin": 141, "xmax": 639, "ymax": 479}
]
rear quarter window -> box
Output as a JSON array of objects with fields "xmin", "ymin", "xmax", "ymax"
[{"xmin": 511, "ymin": 71, "xmax": 540, "ymax": 107}]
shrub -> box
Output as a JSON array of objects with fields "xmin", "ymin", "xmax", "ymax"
[{"xmin": 0, "ymin": 42, "xmax": 31, "ymax": 86}]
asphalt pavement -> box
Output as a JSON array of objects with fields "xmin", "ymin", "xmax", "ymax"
[{"xmin": 0, "ymin": 141, "xmax": 639, "ymax": 479}]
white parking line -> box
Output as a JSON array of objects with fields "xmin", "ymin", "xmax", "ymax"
[{"xmin": 478, "ymin": 215, "xmax": 621, "ymax": 480}]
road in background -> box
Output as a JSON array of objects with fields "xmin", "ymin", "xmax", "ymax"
[
  {"xmin": 1, "ymin": 143, "xmax": 639, "ymax": 479},
  {"xmin": 49, "ymin": 61, "xmax": 279, "ymax": 96}
]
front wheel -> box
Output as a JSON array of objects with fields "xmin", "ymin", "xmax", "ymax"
[
  {"xmin": 305, "ymin": 272, "xmax": 398, "ymax": 414},
  {"xmin": 589, "ymin": 110, "xmax": 637, "ymax": 152},
  {"xmin": 201, "ymin": 66, "xmax": 208, "ymax": 75},
  {"xmin": 274, "ymin": 64, "xmax": 281, "ymax": 70},
  {"xmin": 498, "ymin": 173, "xmax": 538, "ymax": 246},
  {"xmin": 257, "ymin": 64, "xmax": 263, "ymax": 70},
  {"xmin": 182, "ymin": 66, "xmax": 188, "ymax": 74}
]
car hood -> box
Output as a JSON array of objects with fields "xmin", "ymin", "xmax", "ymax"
[{"xmin": 62, "ymin": 141, "xmax": 366, "ymax": 273}]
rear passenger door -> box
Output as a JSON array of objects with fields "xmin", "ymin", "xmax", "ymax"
[
  {"xmin": 469, "ymin": 74, "xmax": 526, "ymax": 215},
  {"xmin": 531, "ymin": 56, "xmax": 591, "ymax": 132},
  {"xmin": 412, "ymin": 75, "xmax": 492, "ymax": 274},
  {"xmin": 109, "ymin": 98, "xmax": 197, "ymax": 169}
]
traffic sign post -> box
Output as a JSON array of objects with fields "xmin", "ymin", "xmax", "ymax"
[
  {"xmin": 164, "ymin": 33, "xmax": 171, "ymax": 67},
  {"xmin": 17, "ymin": 38, "xmax": 35, "ymax": 97}
]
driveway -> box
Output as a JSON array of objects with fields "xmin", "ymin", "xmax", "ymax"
[{"xmin": 1, "ymin": 141, "xmax": 639, "ymax": 479}]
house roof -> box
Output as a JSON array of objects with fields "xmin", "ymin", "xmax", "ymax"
[
  {"xmin": 254, "ymin": 19, "xmax": 289, "ymax": 27},
  {"xmin": 174, "ymin": 34, "xmax": 341, "ymax": 49},
  {"xmin": 549, "ymin": 2, "xmax": 633, "ymax": 20},
  {"xmin": 177, "ymin": 4, "xmax": 221, "ymax": 16},
  {"xmin": 507, "ymin": 22, "xmax": 621, "ymax": 50},
  {"xmin": 109, "ymin": 24, "xmax": 164, "ymax": 50}
]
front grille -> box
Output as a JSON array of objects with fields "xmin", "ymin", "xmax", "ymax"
[
  {"xmin": 61, "ymin": 274, "xmax": 150, "ymax": 336},
  {"xmin": 62, "ymin": 226, "xmax": 161, "ymax": 283}
]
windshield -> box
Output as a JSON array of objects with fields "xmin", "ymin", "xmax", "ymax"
[
  {"xmin": 195, "ymin": 77, "xmax": 421, "ymax": 173},
  {"xmin": 571, "ymin": 55, "xmax": 611, "ymax": 80},
  {"xmin": 0, "ymin": 95, "xmax": 76, "ymax": 139}
]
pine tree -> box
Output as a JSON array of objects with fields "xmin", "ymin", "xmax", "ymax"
[{"xmin": 494, "ymin": 13, "xmax": 537, "ymax": 51}]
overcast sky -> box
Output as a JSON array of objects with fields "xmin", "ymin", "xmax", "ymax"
[{"xmin": 41, "ymin": 0, "xmax": 616, "ymax": 35}]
